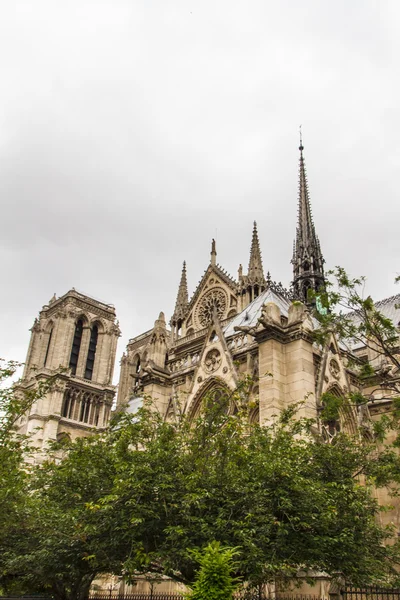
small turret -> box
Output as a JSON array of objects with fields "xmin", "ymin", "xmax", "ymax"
[
  {"xmin": 148, "ymin": 311, "xmax": 168, "ymax": 368},
  {"xmin": 291, "ymin": 135, "xmax": 325, "ymax": 303}
]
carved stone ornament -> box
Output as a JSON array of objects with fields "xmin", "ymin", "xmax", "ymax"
[
  {"xmin": 329, "ymin": 358, "xmax": 340, "ymax": 380},
  {"xmin": 197, "ymin": 288, "xmax": 227, "ymax": 327},
  {"xmin": 204, "ymin": 349, "xmax": 222, "ymax": 373},
  {"xmin": 197, "ymin": 375, "xmax": 203, "ymax": 383},
  {"xmin": 222, "ymin": 366, "xmax": 228, "ymax": 374}
]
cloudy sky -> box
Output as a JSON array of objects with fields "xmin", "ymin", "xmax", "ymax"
[{"xmin": 1, "ymin": 0, "xmax": 399, "ymax": 383}]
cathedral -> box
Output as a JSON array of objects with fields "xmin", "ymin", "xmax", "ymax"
[{"xmin": 17, "ymin": 142, "xmax": 400, "ymax": 466}]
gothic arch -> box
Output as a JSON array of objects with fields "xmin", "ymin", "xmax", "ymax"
[
  {"xmin": 90, "ymin": 318, "xmax": 105, "ymax": 333},
  {"xmin": 74, "ymin": 313, "xmax": 89, "ymax": 326},
  {"xmin": 43, "ymin": 320, "xmax": 54, "ymax": 367},
  {"xmin": 249, "ymin": 405, "xmax": 260, "ymax": 425},
  {"xmin": 44, "ymin": 319, "xmax": 54, "ymax": 333},
  {"xmin": 187, "ymin": 377, "xmax": 234, "ymax": 421},
  {"xmin": 322, "ymin": 384, "xmax": 358, "ymax": 439},
  {"xmin": 132, "ymin": 353, "xmax": 141, "ymax": 373}
]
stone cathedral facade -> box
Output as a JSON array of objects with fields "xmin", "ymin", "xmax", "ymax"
[{"xmin": 18, "ymin": 144, "xmax": 400, "ymax": 465}]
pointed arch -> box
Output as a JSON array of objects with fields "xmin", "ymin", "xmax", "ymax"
[
  {"xmin": 321, "ymin": 384, "xmax": 358, "ymax": 441},
  {"xmin": 84, "ymin": 322, "xmax": 99, "ymax": 380},
  {"xmin": 186, "ymin": 377, "xmax": 235, "ymax": 421},
  {"xmin": 69, "ymin": 318, "xmax": 86, "ymax": 375},
  {"xmin": 43, "ymin": 320, "xmax": 54, "ymax": 367}
]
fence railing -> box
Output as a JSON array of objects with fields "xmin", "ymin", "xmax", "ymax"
[
  {"xmin": 88, "ymin": 593, "xmax": 326, "ymax": 600},
  {"xmin": 343, "ymin": 586, "xmax": 400, "ymax": 600}
]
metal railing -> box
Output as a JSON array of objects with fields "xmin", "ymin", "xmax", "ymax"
[
  {"xmin": 88, "ymin": 593, "xmax": 326, "ymax": 600},
  {"xmin": 343, "ymin": 586, "xmax": 400, "ymax": 600}
]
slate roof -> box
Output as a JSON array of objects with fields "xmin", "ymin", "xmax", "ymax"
[
  {"xmin": 375, "ymin": 293, "xmax": 400, "ymax": 325},
  {"xmin": 224, "ymin": 287, "xmax": 291, "ymax": 338},
  {"xmin": 343, "ymin": 293, "xmax": 400, "ymax": 351}
]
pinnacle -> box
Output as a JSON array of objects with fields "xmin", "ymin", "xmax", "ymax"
[
  {"xmin": 293, "ymin": 143, "xmax": 322, "ymax": 260},
  {"xmin": 247, "ymin": 221, "xmax": 265, "ymax": 283},
  {"xmin": 171, "ymin": 261, "xmax": 189, "ymax": 324}
]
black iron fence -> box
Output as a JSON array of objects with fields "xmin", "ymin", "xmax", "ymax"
[
  {"xmin": 343, "ymin": 586, "xmax": 400, "ymax": 600},
  {"xmin": 88, "ymin": 594, "xmax": 325, "ymax": 600}
]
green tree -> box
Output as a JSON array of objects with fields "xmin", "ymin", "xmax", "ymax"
[
  {"xmin": 99, "ymin": 389, "xmax": 400, "ymax": 588},
  {"xmin": 3, "ymin": 433, "xmax": 125, "ymax": 600},
  {"xmin": 186, "ymin": 541, "xmax": 239, "ymax": 600},
  {"xmin": 314, "ymin": 267, "xmax": 400, "ymax": 386},
  {"xmin": 0, "ymin": 360, "xmax": 54, "ymax": 595}
]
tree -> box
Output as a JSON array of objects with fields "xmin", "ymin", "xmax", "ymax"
[
  {"xmin": 186, "ymin": 541, "xmax": 240, "ymax": 600},
  {"xmin": 314, "ymin": 267, "xmax": 400, "ymax": 390},
  {"xmin": 0, "ymin": 360, "xmax": 54, "ymax": 595},
  {"xmin": 97, "ymin": 388, "xmax": 400, "ymax": 589},
  {"xmin": 2, "ymin": 432, "xmax": 125, "ymax": 600}
]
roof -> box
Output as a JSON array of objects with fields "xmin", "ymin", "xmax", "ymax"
[
  {"xmin": 375, "ymin": 293, "xmax": 400, "ymax": 324},
  {"xmin": 344, "ymin": 293, "xmax": 400, "ymax": 351},
  {"xmin": 224, "ymin": 287, "xmax": 291, "ymax": 338}
]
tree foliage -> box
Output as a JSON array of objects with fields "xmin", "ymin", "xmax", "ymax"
[
  {"xmin": 3, "ymin": 267, "xmax": 400, "ymax": 598},
  {"xmin": 93, "ymin": 392, "xmax": 400, "ymax": 588},
  {"xmin": 185, "ymin": 541, "xmax": 240, "ymax": 600}
]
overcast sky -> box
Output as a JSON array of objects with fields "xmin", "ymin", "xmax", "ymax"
[{"xmin": 1, "ymin": 0, "xmax": 399, "ymax": 383}]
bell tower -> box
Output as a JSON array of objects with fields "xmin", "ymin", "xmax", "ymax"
[
  {"xmin": 291, "ymin": 136, "xmax": 325, "ymax": 303},
  {"xmin": 17, "ymin": 289, "xmax": 120, "ymax": 461}
]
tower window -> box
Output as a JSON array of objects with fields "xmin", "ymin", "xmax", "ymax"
[
  {"xmin": 69, "ymin": 320, "xmax": 83, "ymax": 375},
  {"xmin": 84, "ymin": 325, "xmax": 98, "ymax": 380},
  {"xmin": 303, "ymin": 280, "xmax": 311, "ymax": 301},
  {"xmin": 44, "ymin": 328, "xmax": 53, "ymax": 367}
]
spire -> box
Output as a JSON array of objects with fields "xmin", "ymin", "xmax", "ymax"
[
  {"xmin": 292, "ymin": 133, "xmax": 325, "ymax": 303},
  {"xmin": 248, "ymin": 221, "xmax": 265, "ymax": 282},
  {"xmin": 295, "ymin": 135, "xmax": 317, "ymax": 255},
  {"xmin": 171, "ymin": 261, "xmax": 189, "ymax": 325},
  {"xmin": 210, "ymin": 238, "xmax": 217, "ymax": 266},
  {"xmin": 237, "ymin": 222, "xmax": 266, "ymax": 310}
]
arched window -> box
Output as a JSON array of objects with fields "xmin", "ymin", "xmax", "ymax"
[
  {"xmin": 303, "ymin": 280, "xmax": 311, "ymax": 301},
  {"xmin": 190, "ymin": 382, "xmax": 232, "ymax": 421},
  {"xmin": 69, "ymin": 319, "xmax": 83, "ymax": 375},
  {"xmin": 84, "ymin": 325, "xmax": 98, "ymax": 380},
  {"xmin": 44, "ymin": 326, "xmax": 53, "ymax": 367}
]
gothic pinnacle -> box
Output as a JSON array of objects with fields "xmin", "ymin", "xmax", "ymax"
[
  {"xmin": 247, "ymin": 221, "xmax": 265, "ymax": 283},
  {"xmin": 171, "ymin": 261, "xmax": 189, "ymax": 325}
]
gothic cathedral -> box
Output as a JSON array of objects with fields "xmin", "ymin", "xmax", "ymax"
[{"xmin": 18, "ymin": 143, "xmax": 399, "ymax": 461}]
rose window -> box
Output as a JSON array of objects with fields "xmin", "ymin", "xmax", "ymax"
[{"xmin": 197, "ymin": 289, "xmax": 227, "ymax": 327}]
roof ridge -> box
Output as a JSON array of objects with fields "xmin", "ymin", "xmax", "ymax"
[{"xmin": 375, "ymin": 292, "xmax": 400, "ymax": 307}]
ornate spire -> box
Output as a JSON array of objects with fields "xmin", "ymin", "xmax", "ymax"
[
  {"xmin": 237, "ymin": 222, "xmax": 266, "ymax": 310},
  {"xmin": 171, "ymin": 261, "xmax": 189, "ymax": 325},
  {"xmin": 292, "ymin": 135, "xmax": 325, "ymax": 303},
  {"xmin": 248, "ymin": 221, "xmax": 265, "ymax": 283}
]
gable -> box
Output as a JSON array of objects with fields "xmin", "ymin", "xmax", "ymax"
[
  {"xmin": 316, "ymin": 334, "xmax": 350, "ymax": 400},
  {"xmin": 184, "ymin": 313, "xmax": 239, "ymax": 416},
  {"xmin": 185, "ymin": 265, "xmax": 238, "ymax": 333}
]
